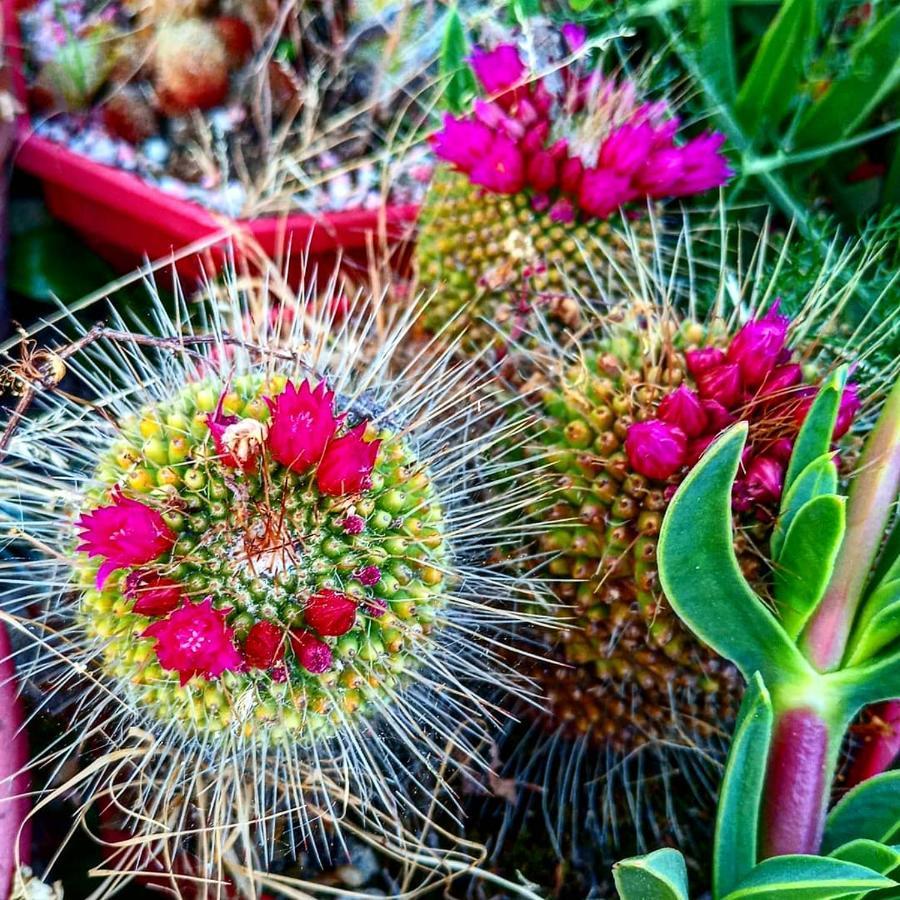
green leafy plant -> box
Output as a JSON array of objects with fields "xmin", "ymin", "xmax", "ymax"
[{"xmin": 613, "ymin": 368, "xmax": 900, "ymax": 897}]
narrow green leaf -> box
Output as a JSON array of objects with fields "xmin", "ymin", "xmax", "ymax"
[
  {"xmin": 694, "ymin": 0, "xmax": 737, "ymax": 101},
  {"xmin": 613, "ymin": 848, "xmax": 689, "ymax": 900},
  {"xmin": 721, "ymin": 855, "xmax": 894, "ymax": 900},
  {"xmin": 784, "ymin": 366, "xmax": 849, "ymax": 498},
  {"xmin": 714, "ymin": 672, "xmax": 774, "ymax": 898},
  {"xmin": 823, "ymin": 772, "xmax": 900, "ymax": 854},
  {"xmin": 658, "ymin": 424, "xmax": 809, "ymax": 685},
  {"xmin": 439, "ymin": 7, "xmax": 476, "ymax": 114},
  {"xmin": 868, "ymin": 518, "xmax": 900, "ymax": 598},
  {"xmin": 772, "ymin": 453, "xmax": 839, "ymax": 561},
  {"xmin": 835, "ymin": 649, "xmax": 900, "ymax": 714},
  {"xmin": 774, "ymin": 495, "xmax": 847, "ymax": 639},
  {"xmin": 734, "ymin": 0, "xmax": 817, "ymax": 137},
  {"xmin": 829, "ymin": 839, "xmax": 900, "ymax": 876},
  {"xmin": 884, "ymin": 138, "xmax": 900, "ymax": 206},
  {"xmin": 846, "ymin": 589, "xmax": 900, "ymax": 669},
  {"xmin": 793, "ymin": 9, "xmax": 900, "ymax": 151}
]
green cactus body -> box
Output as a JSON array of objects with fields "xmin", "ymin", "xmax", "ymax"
[
  {"xmin": 416, "ymin": 168, "xmax": 652, "ymax": 348},
  {"xmin": 75, "ymin": 372, "xmax": 448, "ymax": 743},
  {"xmin": 520, "ymin": 320, "xmax": 804, "ymax": 750}
]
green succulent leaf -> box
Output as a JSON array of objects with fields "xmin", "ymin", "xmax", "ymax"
[
  {"xmin": 721, "ymin": 855, "xmax": 895, "ymax": 900},
  {"xmin": 836, "ymin": 649, "xmax": 900, "ymax": 713},
  {"xmin": 612, "ymin": 847, "xmax": 689, "ymax": 900},
  {"xmin": 822, "ymin": 772, "xmax": 900, "ymax": 854},
  {"xmin": 658, "ymin": 424, "xmax": 809, "ymax": 685},
  {"xmin": 714, "ymin": 672, "xmax": 774, "ymax": 899},
  {"xmin": 439, "ymin": 6, "xmax": 476, "ymax": 114},
  {"xmin": 868, "ymin": 518, "xmax": 900, "ymax": 599},
  {"xmin": 733, "ymin": 0, "xmax": 817, "ymax": 137},
  {"xmin": 846, "ymin": 588, "xmax": 900, "ymax": 667},
  {"xmin": 828, "ymin": 839, "xmax": 900, "ymax": 876},
  {"xmin": 771, "ymin": 453, "xmax": 839, "ymax": 562},
  {"xmin": 694, "ymin": 0, "xmax": 736, "ymax": 101},
  {"xmin": 793, "ymin": 8, "xmax": 900, "ymax": 152},
  {"xmin": 774, "ymin": 494, "xmax": 847, "ymax": 639},
  {"xmin": 784, "ymin": 366, "xmax": 848, "ymax": 499}
]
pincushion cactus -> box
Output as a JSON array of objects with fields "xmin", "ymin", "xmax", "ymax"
[
  {"xmin": 486, "ymin": 221, "xmax": 893, "ymax": 882},
  {"xmin": 0, "ymin": 269, "xmax": 548, "ymax": 892},
  {"xmin": 415, "ymin": 27, "xmax": 731, "ymax": 349}
]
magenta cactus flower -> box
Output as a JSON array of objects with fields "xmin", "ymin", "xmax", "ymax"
[
  {"xmin": 266, "ymin": 379, "xmax": 341, "ymax": 472},
  {"xmin": 143, "ymin": 598, "xmax": 244, "ymax": 686},
  {"xmin": 124, "ymin": 570, "xmax": 184, "ymax": 616},
  {"xmin": 316, "ymin": 423, "xmax": 381, "ymax": 495},
  {"xmin": 290, "ymin": 629, "xmax": 335, "ymax": 674},
  {"xmin": 77, "ymin": 490, "xmax": 176, "ymax": 588},
  {"xmin": 243, "ymin": 620, "xmax": 286, "ymax": 671},
  {"xmin": 624, "ymin": 419, "xmax": 688, "ymax": 480}
]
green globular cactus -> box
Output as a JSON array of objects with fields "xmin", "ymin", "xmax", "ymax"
[
  {"xmin": 76, "ymin": 372, "xmax": 448, "ymax": 742},
  {"xmin": 416, "ymin": 168, "xmax": 648, "ymax": 349},
  {"xmin": 0, "ymin": 271, "xmax": 549, "ymax": 895}
]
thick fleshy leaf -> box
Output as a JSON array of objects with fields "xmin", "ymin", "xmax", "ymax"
[
  {"xmin": 612, "ymin": 848, "xmax": 689, "ymax": 900},
  {"xmin": 868, "ymin": 518, "xmax": 900, "ymax": 599},
  {"xmin": 836, "ymin": 648, "xmax": 900, "ymax": 713},
  {"xmin": 721, "ymin": 855, "xmax": 894, "ymax": 900},
  {"xmin": 822, "ymin": 771, "xmax": 900, "ymax": 853},
  {"xmin": 772, "ymin": 453, "xmax": 838, "ymax": 561},
  {"xmin": 793, "ymin": 8, "xmax": 900, "ymax": 151},
  {"xmin": 774, "ymin": 494, "xmax": 847, "ymax": 639},
  {"xmin": 734, "ymin": 0, "xmax": 817, "ymax": 135},
  {"xmin": 714, "ymin": 672, "xmax": 774, "ymax": 898},
  {"xmin": 439, "ymin": 7, "xmax": 476, "ymax": 114},
  {"xmin": 846, "ymin": 589, "xmax": 900, "ymax": 667},
  {"xmin": 784, "ymin": 366, "xmax": 848, "ymax": 498},
  {"xmin": 658, "ymin": 424, "xmax": 809, "ymax": 684},
  {"xmin": 828, "ymin": 838, "xmax": 900, "ymax": 876}
]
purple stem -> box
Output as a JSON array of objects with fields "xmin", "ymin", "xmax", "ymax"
[{"xmin": 761, "ymin": 707, "xmax": 833, "ymax": 858}]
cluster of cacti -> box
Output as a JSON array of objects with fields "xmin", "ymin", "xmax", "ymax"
[{"xmin": 415, "ymin": 28, "xmax": 730, "ymax": 348}]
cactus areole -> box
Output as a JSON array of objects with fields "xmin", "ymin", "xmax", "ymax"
[{"xmin": 74, "ymin": 373, "xmax": 448, "ymax": 742}]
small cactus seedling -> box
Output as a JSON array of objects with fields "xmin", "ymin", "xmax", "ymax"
[
  {"xmin": 486, "ymin": 220, "xmax": 897, "ymax": 879},
  {"xmin": 415, "ymin": 25, "xmax": 731, "ymax": 349},
  {"xmin": 0, "ymin": 265, "xmax": 549, "ymax": 893}
]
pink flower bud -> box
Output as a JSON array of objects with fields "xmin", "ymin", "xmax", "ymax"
[
  {"xmin": 578, "ymin": 168, "xmax": 634, "ymax": 219},
  {"xmin": 290, "ymin": 630, "xmax": 333, "ymax": 674},
  {"xmin": 125, "ymin": 570, "xmax": 183, "ymax": 616},
  {"xmin": 759, "ymin": 363, "xmax": 803, "ymax": 400},
  {"xmin": 769, "ymin": 438, "xmax": 795, "ymax": 462},
  {"xmin": 657, "ymin": 385, "xmax": 707, "ymax": 438},
  {"xmin": 527, "ymin": 151, "xmax": 558, "ymax": 192},
  {"xmin": 304, "ymin": 589, "xmax": 357, "ymax": 636},
  {"xmin": 726, "ymin": 303, "xmax": 791, "ymax": 388},
  {"xmin": 316, "ymin": 423, "xmax": 381, "ymax": 496},
  {"xmin": 696, "ymin": 363, "xmax": 743, "ymax": 408},
  {"xmin": 430, "ymin": 114, "xmax": 494, "ymax": 173},
  {"xmin": 562, "ymin": 23, "xmax": 587, "ymax": 52},
  {"xmin": 77, "ymin": 489, "xmax": 176, "ymax": 589},
  {"xmin": 363, "ymin": 597, "xmax": 388, "ymax": 617},
  {"xmin": 598, "ymin": 122, "xmax": 654, "ymax": 175},
  {"xmin": 142, "ymin": 598, "xmax": 243, "ymax": 686},
  {"xmin": 743, "ymin": 455, "xmax": 785, "ymax": 504},
  {"xmin": 470, "ymin": 134, "xmax": 526, "ymax": 194},
  {"xmin": 686, "ymin": 434, "xmax": 717, "ymax": 466},
  {"xmin": 470, "ymin": 44, "xmax": 526, "ymax": 96},
  {"xmin": 340, "ymin": 514, "xmax": 366, "ymax": 535},
  {"xmin": 243, "ymin": 620, "xmax": 285, "ymax": 670},
  {"xmin": 834, "ymin": 383, "xmax": 861, "ymax": 439},
  {"xmin": 267, "ymin": 379, "xmax": 340, "ymax": 474},
  {"xmin": 354, "ymin": 566, "xmax": 382, "ymax": 586},
  {"xmin": 700, "ymin": 399, "xmax": 735, "ymax": 433},
  {"xmin": 624, "ymin": 419, "xmax": 687, "ymax": 481},
  {"xmin": 521, "ymin": 121, "xmax": 550, "ymax": 155},
  {"xmin": 560, "ymin": 156, "xmax": 584, "ymax": 194},
  {"xmin": 685, "ymin": 346, "xmax": 725, "ymax": 376},
  {"xmin": 549, "ymin": 199, "xmax": 575, "ymax": 223}
]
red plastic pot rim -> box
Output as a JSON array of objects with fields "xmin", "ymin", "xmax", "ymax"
[{"xmin": 2, "ymin": 0, "xmax": 420, "ymax": 254}]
